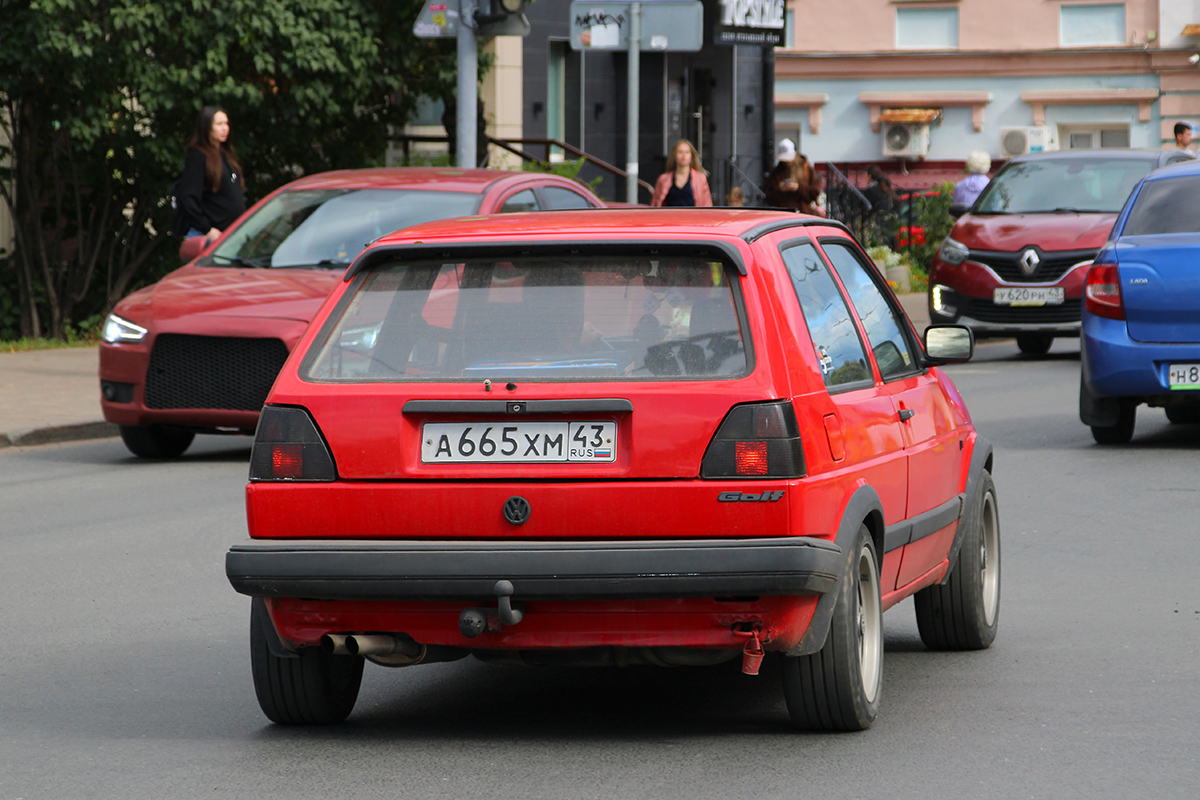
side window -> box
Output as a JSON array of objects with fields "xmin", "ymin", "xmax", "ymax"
[
  {"xmin": 499, "ymin": 190, "xmax": 539, "ymax": 213},
  {"xmin": 781, "ymin": 242, "xmax": 872, "ymax": 389},
  {"xmin": 820, "ymin": 240, "xmax": 917, "ymax": 380},
  {"xmin": 540, "ymin": 186, "xmax": 597, "ymax": 209}
]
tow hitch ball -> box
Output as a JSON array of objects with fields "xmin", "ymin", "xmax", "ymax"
[{"xmin": 458, "ymin": 580, "xmax": 525, "ymax": 639}]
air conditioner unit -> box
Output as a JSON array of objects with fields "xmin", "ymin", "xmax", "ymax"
[
  {"xmin": 1000, "ymin": 126, "xmax": 1058, "ymax": 158},
  {"xmin": 882, "ymin": 122, "xmax": 930, "ymax": 158}
]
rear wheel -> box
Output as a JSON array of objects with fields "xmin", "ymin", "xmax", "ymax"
[
  {"xmin": 782, "ymin": 524, "xmax": 882, "ymax": 731},
  {"xmin": 250, "ymin": 600, "xmax": 363, "ymax": 725},
  {"xmin": 119, "ymin": 424, "xmax": 195, "ymax": 458},
  {"xmin": 1165, "ymin": 406, "xmax": 1200, "ymax": 425},
  {"xmin": 1016, "ymin": 333, "xmax": 1053, "ymax": 355},
  {"xmin": 914, "ymin": 470, "xmax": 1000, "ymax": 650},
  {"xmin": 1090, "ymin": 400, "xmax": 1136, "ymax": 444}
]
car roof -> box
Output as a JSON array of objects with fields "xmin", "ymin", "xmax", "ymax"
[
  {"xmin": 1008, "ymin": 148, "xmax": 1173, "ymax": 165},
  {"xmin": 277, "ymin": 167, "xmax": 566, "ymax": 194},
  {"xmin": 1136, "ymin": 156, "xmax": 1200, "ymax": 180},
  {"xmin": 374, "ymin": 208, "xmax": 842, "ymax": 245}
]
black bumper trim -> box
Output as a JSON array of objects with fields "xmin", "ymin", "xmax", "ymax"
[{"xmin": 226, "ymin": 537, "xmax": 843, "ymax": 602}]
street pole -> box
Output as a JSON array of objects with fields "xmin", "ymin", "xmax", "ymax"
[
  {"xmin": 625, "ymin": 2, "xmax": 640, "ymax": 204},
  {"xmin": 457, "ymin": 0, "xmax": 477, "ymax": 168}
]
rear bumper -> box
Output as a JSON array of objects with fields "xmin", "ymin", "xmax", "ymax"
[
  {"xmin": 1082, "ymin": 314, "xmax": 1200, "ymax": 399},
  {"xmin": 226, "ymin": 536, "xmax": 843, "ymax": 602}
]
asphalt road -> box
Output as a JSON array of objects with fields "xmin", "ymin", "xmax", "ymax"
[{"xmin": 2, "ymin": 336, "xmax": 1198, "ymax": 800}]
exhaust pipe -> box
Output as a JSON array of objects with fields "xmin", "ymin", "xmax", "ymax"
[
  {"xmin": 319, "ymin": 633, "xmax": 351, "ymax": 655},
  {"xmin": 346, "ymin": 634, "xmax": 423, "ymax": 660}
]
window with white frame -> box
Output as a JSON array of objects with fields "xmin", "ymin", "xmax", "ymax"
[
  {"xmin": 896, "ymin": 7, "xmax": 959, "ymax": 49},
  {"xmin": 1059, "ymin": 124, "xmax": 1130, "ymax": 149},
  {"xmin": 1060, "ymin": 3, "xmax": 1126, "ymax": 46},
  {"xmin": 785, "ymin": 10, "xmax": 794, "ymax": 48}
]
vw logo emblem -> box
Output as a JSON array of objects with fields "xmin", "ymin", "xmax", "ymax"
[
  {"xmin": 503, "ymin": 496, "xmax": 531, "ymax": 525},
  {"xmin": 1019, "ymin": 248, "xmax": 1041, "ymax": 277}
]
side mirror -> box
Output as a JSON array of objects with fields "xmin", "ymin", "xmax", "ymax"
[
  {"xmin": 948, "ymin": 204, "xmax": 970, "ymax": 219},
  {"xmin": 924, "ymin": 324, "xmax": 974, "ymax": 363},
  {"xmin": 178, "ymin": 235, "xmax": 208, "ymax": 264}
]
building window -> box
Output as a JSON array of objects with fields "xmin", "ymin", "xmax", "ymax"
[
  {"xmin": 1059, "ymin": 124, "xmax": 1130, "ymax": 149},
  {"xmin": 1060, "ymin": 3, "xmax": 1126, "ymax": 46},
  {"xmin": 785, "ymin": 10, "xmax": 795, "ymax": 48},
  {"xmin": 895, "ymin": 8, "xmax": 959, "ymax": 50}
]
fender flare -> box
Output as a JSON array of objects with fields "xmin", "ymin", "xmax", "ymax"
[
  {"xmin": 785, "ymin": 481, "xmax": 885, "ymax": 657},
  {"xmin": 940, "ymin": 433, "xmax": 994, "ymax": 584}
]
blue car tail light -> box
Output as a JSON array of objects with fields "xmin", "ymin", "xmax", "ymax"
[{"xmin": 1085, "ymin": 263, "xmax": 1125, "ymax": 320}]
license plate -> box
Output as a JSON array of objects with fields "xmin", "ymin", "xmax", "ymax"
[
  {"xmin": 993, "ymin": 287, "xmax": 1064, "ymax": 306},
  {"xmin": 1168, "ymin": 363, "xmax": 1200, "ymax": 390},
  {"xmin": 421, "ymin": 421, "xmax": 617, "ymax": 463}
]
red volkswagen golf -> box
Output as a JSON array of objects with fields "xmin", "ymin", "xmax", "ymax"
[
  {"xmin": 225, "ymin": 209, "xmax": 1000, "ymax": 731},
  {"xmin": 99, "ymin": 168, "xmax": 603, "ymax": 458}
]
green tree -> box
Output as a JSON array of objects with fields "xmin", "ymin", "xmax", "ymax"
[{"xmin": 0, "ymin": 0, "xmax": 459, "ymax": 339}]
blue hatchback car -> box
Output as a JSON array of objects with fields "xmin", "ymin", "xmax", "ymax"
[{"xmin": 1080, "ymin": 159, "xmax": 1200, "ymax": 443}]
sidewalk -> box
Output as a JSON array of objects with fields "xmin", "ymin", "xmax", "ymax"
[{"xmin": 0, "ymin": 292, "xmax": 931, "ymax": 449}]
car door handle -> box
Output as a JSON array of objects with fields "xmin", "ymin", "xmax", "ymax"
[{"xmin": 898, "ymin": 408, "xmax": 915, "ymax": 421}]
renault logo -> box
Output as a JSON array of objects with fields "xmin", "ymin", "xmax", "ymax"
[
  {"xmin": 503, "ymin": 496, "xmax": 531, "ymax": 525},
  {"xmin": 1019, "ymin": 248, "xmax": 1041, "ymax": 277}
]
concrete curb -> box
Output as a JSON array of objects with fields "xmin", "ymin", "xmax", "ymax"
[{"xmin": 0, "ymin": 422, "xmax": 119, "ymax": 449}]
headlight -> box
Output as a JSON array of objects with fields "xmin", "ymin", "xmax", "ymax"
[
  {"xmin": 931, "ymin": 284, "xmax": 958, "ymax": 316},
  {"xmin": 937, "ymin": 237, "xmax": 970, "ymax": 266},
  {"xmin": 101, "ymin": 313, "xmax": 148, "ymax": 343}
]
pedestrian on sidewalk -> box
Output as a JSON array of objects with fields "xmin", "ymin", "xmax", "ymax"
[
  {"xmin": 952, "ymin": 150, "xmax": 991, "ymax": 207},
  {"xmin": 763, "ymin": 139, "xmax": 821, "ymax": 214},
  {"xmin": 177, "ymin": 106, "xmax": 246, "ymax": 243},
  {"xmin": 650, "ymin": 139, "xmax": 713, "ymax": 207}
]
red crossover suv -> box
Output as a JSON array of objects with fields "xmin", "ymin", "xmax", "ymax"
[
  {"xmin": 225, "ymin": 209, "xmax": 1000, "ymax": 731},
  {"xmin": 928, "ymin": 149, "xmax": 1192, "ymax": 355},
  {"xmin": 99, "ymin": 168, "xmax": 603, "ymax": 458}
]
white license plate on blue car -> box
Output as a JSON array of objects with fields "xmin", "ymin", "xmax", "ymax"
[
  {"xmin": 1168, "ymin": 364, "xmax": 1200, "ymax": 390},
  {"xmin": 993, "ymin": 287, "xmax": 1064, "ymax": 306},
  {"xmin": 421, "ymin": 421, "xmax": 617, "ymax": 463}
]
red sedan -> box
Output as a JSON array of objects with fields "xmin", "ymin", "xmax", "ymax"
[{"xmin": 99, "ymin": 168, "xmax": 604, "ymax": 457}]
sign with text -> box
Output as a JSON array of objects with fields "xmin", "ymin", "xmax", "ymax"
[
  {"xmin": 569, "ymin": 1, "xmax": 703, "ymax": 52},
  {"xmin": 414, "ymin": 0, "xmax": 460, "ymax": 38},
  {"xmin": 713, "ymin": 0, "xmax": 785, "ymax": 46}
]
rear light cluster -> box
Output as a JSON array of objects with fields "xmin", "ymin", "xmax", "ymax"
[
  {"xmin": 1085, "ymin": 263, "xmax": 1125, "ymax": 320},
  {"xmin": 249, "ymin": 406, "xmax": 337, "ymax": 482},
  {"xmin": 701, "ymin": 401, "xmax": 806, "ymax": 479}
]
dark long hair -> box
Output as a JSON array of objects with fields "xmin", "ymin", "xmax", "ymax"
[{"xmin": 187, "ymin": 105, "xmax": 242, "ymax": 193}]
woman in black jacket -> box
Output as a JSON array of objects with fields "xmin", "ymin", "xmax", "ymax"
[{"xmin": 179, "ymin": 106, "xmax": 246, "ymax": 242}]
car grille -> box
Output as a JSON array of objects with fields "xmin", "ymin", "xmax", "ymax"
[
  {"xmin": 964, "ymin": 299, "xmax": 1082, "ymax": 325},
  {"xmin": 968, "ymin": 248, "xmax": 1096, "ymax": 283},
  {"xmin": 145, "ymin": 334, "xmax": 289, "ymax": 411}
]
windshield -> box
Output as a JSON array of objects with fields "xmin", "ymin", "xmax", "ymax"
[
  {"xmin": 203, "ymin": 189, "xmax": 481, "ymax": 268},
  {"xmin": 303, "ymin": 255, "xmax": 748, "ymax": 382},
  {"xmin": 974, "ymin": 156, "xmax": 1160, "ymax": 214}
]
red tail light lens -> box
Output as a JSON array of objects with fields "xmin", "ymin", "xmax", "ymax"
[
  {"xmin": 701, "ymin": 401, "xmax": 806, "ymax": 479},
  {"xmin": 1085, "ymin": 263, "xmax": 1125, "ymax": 320},
  {"xmin": 250, "ymin": 406, "xmax": 337, "ymax": 482}
]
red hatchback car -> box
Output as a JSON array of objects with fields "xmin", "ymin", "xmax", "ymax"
[
  {"xmin": 99, "ymin": 168, "xmax": 604, "ymax": 457},
  {"xmin": 928, "ymin": 149, "xmax": 1191, "ymax": 355},
  {"xmin": 225, "ymin": 209, "xmax": 1000, "ymax": 731}
]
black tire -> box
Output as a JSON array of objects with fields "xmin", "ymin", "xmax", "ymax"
[
  {"xmin": 1165, "ymin": 406, "xmax": 1200, "ymax": 425},
  {"xmin": 1015, "ymin": 333, "xmax": 1053, "ymax": 355},
  {"xmin": 1090, "ymin": 400, "xmax": 1136, "ymax": 444},
  {"xmin": 119, "ymin": 424, "xmax": 195, "ymax": 458},
  {"xmin": 914, "ymin": 470, "xmax": 1001, "ymax": 650},
  {"xmin": 250, "ymin": 600, "xmax": 363, "ymax": 725},
  {"xmin": 782, "ymin": 524, "xmax": 882, "ymax": 731}
]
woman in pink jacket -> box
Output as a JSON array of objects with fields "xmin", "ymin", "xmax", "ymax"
[{"xmin": 650, "ymin": 139, "xmax": 713, "ymax": 207}]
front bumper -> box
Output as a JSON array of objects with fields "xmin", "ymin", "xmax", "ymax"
[
  {"xmin": 928, "ymin": 283, "xmax": 1082, "ymax": 336},
  {"xmin": 226, "ymin": 536, "xmax": 843, "ymax": 602}
]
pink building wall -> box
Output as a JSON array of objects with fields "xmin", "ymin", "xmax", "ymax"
[{"xmin": 786, "ymin": 0, "xmax": 1159, "ymax": 53}]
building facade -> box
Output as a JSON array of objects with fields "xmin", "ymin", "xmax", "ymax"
[{"xmin": 775, "ymin": 0, "xmax": 1200, "ymax": 184}]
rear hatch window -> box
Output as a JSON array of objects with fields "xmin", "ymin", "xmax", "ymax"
[{"xmin": 302, "ymin": 255, "xmax": 749, "ymax": 382}]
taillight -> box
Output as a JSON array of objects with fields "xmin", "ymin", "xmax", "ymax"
[
  {"xmin": 701, "ymin": 401, "xmax": 806, "ymax": 479},
  {"xmin": 249, "ymin": 406, "xmax": 337, "ymax": 482},
  {"xmin": 1085, "ymin": 263, "xmax": 1125, "ymax": 320}
]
